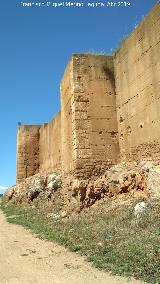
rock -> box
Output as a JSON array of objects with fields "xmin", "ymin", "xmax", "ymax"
[
  {"xmin": 147, "ymin": 166, "xmax": 160, "ymax": 196},
  {"xmin": 47, "ymin": 173, "xmax": 61, "ymax": 190},
  {"xmin": 27, "ymin": 190, "xmax": 40, "ymax": 201},
  {"xmin": 97, "ymin": 242, "xmax": 103, "ymax": 247},
  {"xmin": 72, "ymin": 179, "xmax": 88, "ymax": 201},
  {"xmin": 69, "ymin": 162, "xmax": 148, "ymax": 210},
  {"xmin": 5, "ymin": 187, "xmax": 15, "ymax": 201},
  {"xmin": 60, "ymin": 211, "xmax": 67, "ymax": 218},
  {"xmin": 53, "ymin": 214, "xmax": 61, "ymax": 219},
  {"xmin": 47, "ymin": 180, "xmax": 57, "ymax": 190},
  {"xmin": 5, "ymin": 171, "xmax": 62, "ymax": 204},
  {"xmin": 47, "ymin": 173, "xmax": 57, "ymax": 183},
  {"xmin": 139, "ymin": 160, "xmax": 154, "ymax": 172},
  {"xmin": 134, "ymin": 202, "xmax": 146, "ymax": 218}
]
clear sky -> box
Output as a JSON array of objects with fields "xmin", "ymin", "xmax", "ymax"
[{"xmin": 0, "ymin": 0, "xmax": 158, "ymax": 192}]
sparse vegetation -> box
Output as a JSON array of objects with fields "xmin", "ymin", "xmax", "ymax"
[
  {"xmin": 1, "ymin": 197, "xmax": 160, "ymax": 284},
  {"xmin": 83, "ymin": 50, "xmax": 111, "ymax": 56}
]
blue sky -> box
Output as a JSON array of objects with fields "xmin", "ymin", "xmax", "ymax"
[{"xmin": 0, "ymin": 0, "xmax": 158, "ymax": 192}]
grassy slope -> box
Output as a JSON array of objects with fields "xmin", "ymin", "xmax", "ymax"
[{"xmin": 1, "ymin": 197, "xmax": 160, "ymax": 284}]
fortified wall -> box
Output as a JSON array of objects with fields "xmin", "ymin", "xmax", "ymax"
[
  {"xmin": 115, "ymin": 2, "xmax": 160, "ymax": 162},
  {"xmin": 16, "ymin": 2, "xmax": 160, "ymax": 185}
]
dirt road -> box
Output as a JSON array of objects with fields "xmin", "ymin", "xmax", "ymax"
[{"xmin": 0, "ymin": 210, "xmax": 144, "ymax": 284}]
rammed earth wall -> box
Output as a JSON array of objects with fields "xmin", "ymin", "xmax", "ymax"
[
  {"xmin": 16, "ymin": 2, "xmax": 160, "ymax": 184},
  {"xmin": 60, "ymin": 54, "xmax": 119, "ymax": 181},
  {"xmin": 114, "ymin": 2, "xmax": 160, "ymax": 162}
]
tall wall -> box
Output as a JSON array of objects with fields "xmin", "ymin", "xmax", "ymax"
[
  {"xmin": 60, "ymin": 54, "xmax": 119, "ymax": 181},
  {"xmin": 16, "ymin": 1, "xmax": 160, "ymax": 185},
  {"xmin": 114, "ymin": 2, "xmax": 160, "ymax": 162},
  {"xmin": 16, "ymin": 113, "xmax": 61, "ymax": 183},
  {"xmin": 60, "ymin": 58, "xmax": 74, "ymax": 177},
  {"xmin": 16, "ymin": 125, "xmax": 40, "ymax": 183},
  {"xmin": 39, "ymin": 112, "xmax": 61, "ymax": 172}
]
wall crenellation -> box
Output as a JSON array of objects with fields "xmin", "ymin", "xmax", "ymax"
[{"xmin": 16, "ymin": 2, "xmax": 160, "ymax": 185}]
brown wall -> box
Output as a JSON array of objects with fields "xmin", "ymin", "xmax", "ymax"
[
  {"xmin": 16, "ymin": 113, "xmax": 61, "ymax": 183},
  {"xmin": 114, "ymin": 2, "xmax": 160, "ymax": 162},
  {"xmin": 16, "ymin": 2, "xmax": 160, "ymax": 185},
  {"xmin": 39, "ymin": 112, "xmax": 61, "ymax": 172},
  {"xmin": 61, "ymin": 54, "xmax": 119, "ymax": 180},
  {"xmin": 16, "ymin": 125, "xmax": 40, "ymax": 183},
  {"xmin": 60, "ymin": 58, "xmax": 74, "ymax": 177}
]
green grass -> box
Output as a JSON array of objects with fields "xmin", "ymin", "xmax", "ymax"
[{"xmin": 1, "ymin": 198, "xmax": 160, "ymax": 284}]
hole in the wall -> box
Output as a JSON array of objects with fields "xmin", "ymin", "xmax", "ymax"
[
  {"xmin": 139, "ymin": 123, "xmax": 143, "ymax": 129},
  {"xmin": 120, "ymin": 116, "xmax": 124, "ymax": 123},
  {"xmin": 111, "ymin": 131, "xmax": 117, "ymax": 138},
  {"xmin": 107, "ymin": 91, "xmax": 112, "ymax": 96},
  {"xmin": 127, "ymin": 126, "xmax": 132, "ymax": 134}
]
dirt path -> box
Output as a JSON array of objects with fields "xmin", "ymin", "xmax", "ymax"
[{"xmin": 0, "ymin": 210, "xmax": 144, "ymax": 284}]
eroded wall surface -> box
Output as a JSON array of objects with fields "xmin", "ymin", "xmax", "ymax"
[
  {"xmin": 16, "ymin": 114, "xmax": 61, "ymax": 183},
  {"xmin": 16, "ymin": 125, "xmax": 40, "ymax": 183},
  {"xmin": 16, "ymin": 2, "xmax": 160, "ymax": 185},
  {"xmin": 39, "ymin": 112, "xmax": 61, "ymax": 172},
  {"xmin": 60, "ymin": 58, "xmax": 73, "ymax": 177},
  {"xmin": 114, "ymin": 2, "xmax": 160, "ymax": 161},
  {"xmin": 60, "ymin": 54, "xmax": 119, "ymax": 181}
]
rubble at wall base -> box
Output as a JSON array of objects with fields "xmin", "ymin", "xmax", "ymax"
[{"xmin": 5, "ymin": 160, "xmax": 160, "ymax": 213}]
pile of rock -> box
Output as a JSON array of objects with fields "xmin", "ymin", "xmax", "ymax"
[
  {"xmin": 70, "ymin": 161, "xmax": 160, "ymax": 210},
  {"xmin": 5, "ymin": 172, "xmax": 61, "ymax": 204},
  {"xmin": 70, "ymin": 162, "xmax": 147, "ymax": 209},
  {"xmin": 4, "ymin": 160, "xmax": 160, "ymax": 211}
]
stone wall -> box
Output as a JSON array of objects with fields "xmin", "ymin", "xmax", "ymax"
[
  {"xmin": 16, "ymin": 125, "xmax": 40, "ymax": 183},
  {"xmin": 16, "ymin": 113, "xmax": 61, "ymax": 183},
  {"xmin": 114, "ymin": 2, "xmax": 160, "ymax": 162},
  {"xmin": 60, "ymin": 58, "xmax": 74, "ymax": 177},
  {"xmin": 16, "ymin": 2, "xmax": 160, "ymax": 186},
  {"xmin": 73, "ymin": 54, "xmax": 120, "ymax": 178},
  {"xmin": 39, "ymin": 112, "xmax": 61, "ymax": 173},
  {"xmin": 60, "ymin": 54, "xmax": 120, "ymax": 182}
]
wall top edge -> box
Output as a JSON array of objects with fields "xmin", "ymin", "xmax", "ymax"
[
  {"xmin": 18, "ymin": 111, "xmax": 61, "ymax": 131},
  {"xmin": 60, "ymin": 53, "xmax": 114, "ymax": 84},
  {"xmin": 49, "ymin": 111, "xmax": 61, "ymax": 124},
  {"xmin": 18, "ymin": 124, "xmax": 42, "ymax": 129},
  {"xmin": 72, "ymin": 53, "xmax": 113, "ymax": 58},
  {"xmin": 115, "ymin": 1, "xmax": 160, "ymax": 56}
]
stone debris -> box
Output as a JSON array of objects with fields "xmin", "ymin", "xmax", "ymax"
[
  {"xmin": 146, "ymin": 165, "xmax": 160, "ymax": 196},
  {"xmin": 134, "ymin": 202, "xmax": 146, "ymax": 218},
  {"xmin": 139, "ymin": 161, "xmax": 155, "ymax": 172},
  {"xmin": 4, "ymin": 160, "xmax": 160, "ymax": 211},
  {"xmin": 70, "ymin": 162, "xmax": 148, "ymax": 209},
  {"xmin": 5, "ymin": 172, "xmax": 61, "ymax": 205}
]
